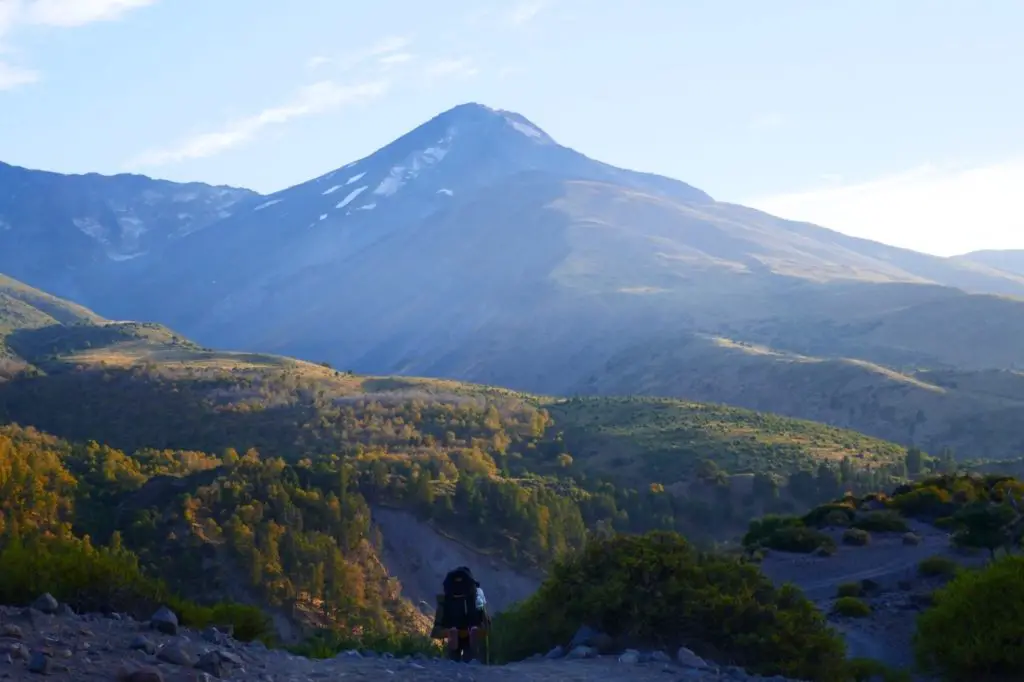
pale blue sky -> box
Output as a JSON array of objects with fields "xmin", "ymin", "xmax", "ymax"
[{"xmin": 1, "ymin": 0, "xmax": 1022, "ymax": 255}]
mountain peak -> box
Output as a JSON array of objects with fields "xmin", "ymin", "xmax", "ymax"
[{"xmin": 427, "ymin": 102, "xmax": 557, "ymax": 147}]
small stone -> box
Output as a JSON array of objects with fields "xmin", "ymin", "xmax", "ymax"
[
  {"xmin": 56, "ymin": 603, "xmax": 76, "ymax": 618},
  {"xmin": 569, "ymin": 624, "xmax": 598, "ymax": 648},
  {"xmin": 201, "ymin": 627, "xmax": 225, "ymax": 645},
  {"xmin": 544, "ymin": 645, "xmax": 565, "ymax": 659},
  {"xmin": 217, "ymin": 650, "xmax": 243, "ymax": 666},
  {"xmin": 649, "ymin": 650, "xmax": 672, "ymax": 663},
  {"xmin": 27, "ymin": 650, "xmax": 50, "ymax": 674},
  {"xmin": 618, "ymin": 649, "xmax": 640, "ymax": 664},
  {"xmin": 130, "ymin": 635, "xmax": 156, "ymax": 655},
  {"xmin": 337, "ymin": 649, "xmax": 362, "ymax": 659},
  {"xmin": 567, "ymin": 645, "xmax": 597, "ymax": 659},
  {"xmin": 156, "ymin": 643, "xmax": 194, "ymax": 667},
  {"xmin": 196, "ymin": 651, "xmax": 225, "ymax": 678},
  {"xmin": 676, "ymin": 646, "xmax": 709, "ymax": 669},
  {"xmin": 149, "ymin": 607, "xmax": 178, "ymax": 636},
  {"xmin": 0, "ymin": 624, "xmax": 23, "ymax": 639},
  {"xmin": 31, "ymin": 594, "xmax": 58, "ymax": 615},
  {"xmin": 117, "ymin": 665, "xmax": 165, "ymax": 682}
]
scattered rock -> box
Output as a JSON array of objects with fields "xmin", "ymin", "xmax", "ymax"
[
  {"xmin": 569, "ymin": 624, "xmax": 598, "ymax": 648},
  {"xmin": 617, "ymin": 649, "xmax": 640, "ymax": 664},
  {"xmin": 149, "ymin": 606, "xmax": 179, "ymax": 636},
  {"xmin": 27, "ymin": 650, "xmax": 50, "ymax": 674},
  {"xmin": 117, "ymin": 664, "xmax": 165, "ymax": 682},
  {"xmin": 567, "ymin": 645, "xmax": 597, "ymax": 659},
  {"xmin": 130, "ymin": 634, "xmax": 157, "ymax": 655},
  {"xmin": 0, "ymin": 623, "xmax": 23, "ymax": 639},
  {"xmin": 202, "ymin": 626, "xmax": 227, "ymax": 645},
  {"xmin": 196, "ymin": 650, "xmax": 226, "ymax": 678},
  {"xmin": 156, "ymin": 642, "xmax": 194, "ymax": 667},
  {"xmin": 902, "ymin": 532, "xmax": 923, "ymax": 546},
  {"xmin": 544, "ymin": 645, "xmax": 565, "ymax": 659},
  {"xmin": 31, "ymin": 594, "xmax": 59, "ymax": 615},
  {"xmin": 56, "ymin": 603, "xmax": 76, "ymax": 618},
  {"xmin": 676, "ymin": 646, "xmax": 710, "ymax": 669}
]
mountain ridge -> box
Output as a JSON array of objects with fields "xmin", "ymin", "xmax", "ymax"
[{"xmin": 5, "ymin": 102, "xmax": 1024, "ymax": 430}]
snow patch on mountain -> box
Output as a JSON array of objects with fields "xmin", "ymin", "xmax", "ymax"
[
  {"xmin": 346, "ymin": 172, "xmax": 366, "ymax": 185},
  {"xmin": 505, "ymin": 117, "xmax": 544, "ymax": 139},
  {"xmin": 254, "ymin": 199, "xmax": 283, "ymax": 211},
  {"xmin": 322, "ymin": 185, "xmax": 343, "ymax": 196},
  {"xmin": 336, "ymin": 187, "xmax": 368, "ymax": 209},
  {"xmin": 437, "ymin": 189, "xmax": 453, "ymax": 196},
  {"xmin": 372, "ymin": 131, "xmax": 454, "ymax": 198}
]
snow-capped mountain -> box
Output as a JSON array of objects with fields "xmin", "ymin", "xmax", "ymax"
[{"xmin": 6, "ymin": 101, "xmax": 1024, "ymax": 397}]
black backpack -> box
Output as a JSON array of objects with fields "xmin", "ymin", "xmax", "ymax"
[{"xmin": 441, "ymin": 566, "xmax": 482, "ymax": 629}]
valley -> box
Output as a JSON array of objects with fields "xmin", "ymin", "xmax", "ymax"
[{"xmin": 2, "ymin": 101, "xmax": 1023, "ymax": 681}]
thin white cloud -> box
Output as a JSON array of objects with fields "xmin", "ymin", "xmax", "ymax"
[
  {"xmin": 0, "ymin": 59, "xmax": 36, "ymax": 89},
  {"xmin": 744, "ymin": 158, "xmax": 1024, "ymax": 257},
  {"xmin": 305, "ymin": 55, "xmax": 330, "ymax": 70},
  {"xmin": 378, "ymin": 52, "xmax": 413, "ymax": 66},
  {"xmin": 507, "ymin": 0, "xmax": 548, "ymax": 26},
  {"xmin": 125, "ymin": 80, "xmax": 391, "ymax": 168},
  {"xmin": 0, "ymin": 0, "xmax": 156, "ymax": 90},
  {"xmin": 424, "ymin": 57, "xmax": 479, "ymax": 81},
  {"xmin": 22, "ymin": 0, "xmax": 157, "ymax": 27}
]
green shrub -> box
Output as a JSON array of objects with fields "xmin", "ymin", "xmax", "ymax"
[
  {"xmin": 0, "ymin": 533, "xmax": 271, "ymax": 642},
  {"xmin": 832, "ymin": 597, "xmax": 871, "ymax": 618},
  {"xmin": 491, "ymin": 531, "xmax": 847, "ymax": 681},
  {"xmin": 753, "ymin": 524, "xmax": 836, "ymax": 554},
  {"xmin": 852, "ymin": 510, "xmax": 908, "ymax": 533},
  {"xmin": 842, "ymin": 528, "xmax": 871, "ymax": 546},
  {"xmin": 803, "ymin": 503, "xmax": 856, "ymax": 528},
  {"xmin": 917, "ymin": 555, "xmax": 958, "ymax": 578},
  {"xmin": 743, "ymin": 514, "xmax": 802, "ymax": 548},
  {"xmin": 836, "ymin": 582, "xmax": 862, "ymax": 598},
  {"xmin": 890, "ymin": 486, "xmax": 955, "ymax": 519},
  {"xmin": 914, "ymin": 555, "xmax": 1024, "ymax": 679}
]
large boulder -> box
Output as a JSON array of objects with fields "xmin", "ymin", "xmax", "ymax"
[{"xmin": 149, "ymin": 606, "xmax": 179, "ymax": 636}]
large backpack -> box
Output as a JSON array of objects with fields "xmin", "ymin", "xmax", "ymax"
[{"xmin": 440, "ymin": 566, "xmax": 482, "ymax": 630}]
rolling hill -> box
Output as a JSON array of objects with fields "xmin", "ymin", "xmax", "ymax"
[{"xmin": 953, "ymin": 249, "xmax": 1024, "ymax": 277}]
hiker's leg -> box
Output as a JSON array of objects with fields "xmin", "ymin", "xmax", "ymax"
[
  {"xmin": 466, "ymin": 626, "xmax": 481, "ymax": 662},
  {"xmin": 446, "ymin": 628, "xmax": 461, "ymax": 661}
]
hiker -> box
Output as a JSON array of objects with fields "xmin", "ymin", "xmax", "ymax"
[{"xmin": 432, "ymin": 566, "xmax": 489, "ymax": 662}]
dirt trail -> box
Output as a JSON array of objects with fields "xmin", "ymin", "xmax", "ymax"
[
  {"xmin": 372, "ymin": 507, "xmax": 541, "ymax": 615},
  {"xmin": 759, "ymin": 520, "xmax": 985, "ymax": 676}
]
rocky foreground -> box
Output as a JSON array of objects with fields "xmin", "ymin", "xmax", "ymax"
[{"xmin": 0, "ymin": 595, "xmax": 805, "ymax": 682}]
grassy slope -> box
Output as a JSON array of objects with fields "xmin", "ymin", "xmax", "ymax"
[
  {"xmin": 0, "ymin": 273, "xmax": 103, "ymax": 357},
  {"xmin": 2, "ymin": 320, "xmax": 909, "ymax": 485},
  {"xmin": 576, "ymin": 332, "xmax": 1024, "ymax": 461}
]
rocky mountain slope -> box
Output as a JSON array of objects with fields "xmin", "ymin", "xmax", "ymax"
[{"xmin": 0, "ymin": 160, "xmax": 256, "ymax": 303}]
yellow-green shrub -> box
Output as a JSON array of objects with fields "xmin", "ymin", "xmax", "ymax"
[
  {"xmin": 492, "ymin": 531, "xmax": 846, "ymax": 681},
  {"xmin": 0, "ymin": 533, "xmax": 270, "ymax": 641},
  {"xmin": 832, "ymin": 597, "xmax": 871, "ymax": 618},
  {"xmin": 914, "ymin": 555, "xmax": 1024, "ymax": 679},
  {"xmin": 836, "ymin": 582, "xmax": 862, "ymax": 598}
]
